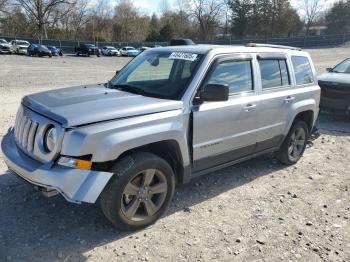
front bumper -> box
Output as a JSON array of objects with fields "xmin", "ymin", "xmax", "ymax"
[
  {"xmin": 1, "ymin": 129, "xmax": 113, "ymax": 203},
  {"xmin": 320, "ymin": 96, "xmax": 350, "ymax": 115},
  {"xmin": 18, "ymin": 49, "xmax": 28, "ymax": 54}
]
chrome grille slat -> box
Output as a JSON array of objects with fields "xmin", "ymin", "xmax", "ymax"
[
  {"xmin": 27, "ymin": 121, "xmax": 38, "ymax": 152},
  {"xmin": 18, "ymin": 115, "xmax": 26, "ymax": 144},
  {"xmin": 13, "ymin": 105, "xmax": 58, "ymax": 163},
  {"xmin": 22, "ymin": 120, "xmax": 32, "ymax": 148}
]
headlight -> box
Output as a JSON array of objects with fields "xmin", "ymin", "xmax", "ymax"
[{"xmin": 44, "ymin": 126, "xmax": 57, "ymax": 152}]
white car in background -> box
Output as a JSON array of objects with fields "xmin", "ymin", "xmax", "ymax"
[
  {"xmin": 0, "ymin": 39, "xmax": 13, "ymax": 54},
  {"xmin": 101, "ymin": 46, "xmax": 120, "ymax": 56},
  {"xmin": 10, "ymin": 40, "xmax": 30, "ymax": 55},
  {"xmin": 119, "ymin": 46, "xmax": 140, "ymax": 57}
]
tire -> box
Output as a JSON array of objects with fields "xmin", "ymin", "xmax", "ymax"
[
  {"xmin": 275, "ymin": 120, "xmax": 309, "ymax": 165},
  {"xmin": 100, "ymin": 152, "xmax": 175, "ymax": 231}
]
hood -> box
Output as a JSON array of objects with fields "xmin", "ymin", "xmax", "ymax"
[
  {"xmin": 22, "ymin": 84, "xmax": 183, "ymax": 127},
  {"xmin": 0, "ymin": 43, "xmax": 11, "ymax": 48},
  {"xmin": 318, "ymin": 73, "xmax": 350, "ymax": 85}
]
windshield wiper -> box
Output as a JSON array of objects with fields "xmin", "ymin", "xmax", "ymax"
[{"xmin": 111, "ymin": 84, "xmax": 145, "ymax": 95}]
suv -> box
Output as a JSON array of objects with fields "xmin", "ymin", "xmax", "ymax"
[
  {"xmin": 10, "ymin": 40, "xmax": 30, "ymax": 55},
  {"xmin": 1, "ymin": 44, "xmax": 320, "ymax": 230},
  {"xmin": 74, "ymin": 43, "xmax": 100, "ymax": 57}
]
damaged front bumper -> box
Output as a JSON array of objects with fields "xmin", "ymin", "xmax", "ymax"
[{"xmin": 1, "ymin": 129, "xmax": 113, "ymax": 203}]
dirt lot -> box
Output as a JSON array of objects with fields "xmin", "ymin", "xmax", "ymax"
[{"xmin": 0, "ymin": 48, "xmax": 349, "ymax": 262}]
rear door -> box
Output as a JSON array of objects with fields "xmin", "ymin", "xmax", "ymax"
[
  {"xmin": 254, "ymin": 53, "xmax": 293, "ymax": 152},
  {"xmin": 192, "ymin": 54, "xmax": 261, "ymax": 172}
]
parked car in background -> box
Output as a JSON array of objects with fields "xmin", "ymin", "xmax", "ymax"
[
  {"xmin": 0, "ymin": 39, "xmax": 13, "ymax": 54},
  {"xmin": 318, "ymin": 58, "xmax": 350, "ymax": 117},
  {"xmin": 74, "ymin": 44, "xmax": 100, "ymax": 57},
  {"xmin": 27, "ymin": 44, "xmax": 52, "ymax": 57},
  {"xmin": 120, "ymin": 46, "xmax": 140, "ymax": 57},
  {"xmin": 10, "ymin": 40, "xmax": 30, "ymax": 55},
  {"xmin": 150, "ymin": 44, "xmax": 162, "ymax": 48},
  {"xmin": 1, "ymin": 43, "xmax": 320, "ymax": 230},
  {"xmin": 101, "ymin": 46, "xmax": 120, "ymax": 56},
  {"xmin": 47, "ymin": 46, "xmax": 63, "ymax": 56}
]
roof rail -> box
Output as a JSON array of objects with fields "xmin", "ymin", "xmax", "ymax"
[{"xmin": 246, "ymin": 43, "xmax": 302, "ymax": 51}]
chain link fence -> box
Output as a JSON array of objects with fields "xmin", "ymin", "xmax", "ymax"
[{"xmin": 1, "ymin": 34, "xmax": 350, "ymax": 53}]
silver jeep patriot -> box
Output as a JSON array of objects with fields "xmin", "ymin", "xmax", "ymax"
[{"xmin": 1, "ymin": 44, "xmax": 320, "ymax": 230}]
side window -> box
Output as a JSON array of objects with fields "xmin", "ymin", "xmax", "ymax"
[
  {"xmin": 259, "ymin": 59, "xmax": 290, "ymax": 89},
  {"xmin": 207, "ymin": 60, "xmax": 253, "ymax": 94},
  {"xmin": 292, "ymin": 56, "xmax": 314, "ymax": 85}
]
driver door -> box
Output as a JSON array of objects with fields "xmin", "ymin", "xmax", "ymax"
[{"xmin": 192, "ymin": 55, "xmax": 261, "ymax": 172}]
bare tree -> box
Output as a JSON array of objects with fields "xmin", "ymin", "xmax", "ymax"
[
  {"xmin": 70, "ymin": 0, "xmax": 89, "ymax": 39},
  {"xmin": 191, "ymin": 0, "xmax": 224, "ymax": 40},
  {"xmin": 0, "ymin": 0, "xmax": 9, "ymax": 14},
  {"xmin": 14, "ymin": 0, "xmax": 75, "ymax": 39},
  {"xmin": 302, "ymin": 0, "xmax": 327, "ymax": 36}
]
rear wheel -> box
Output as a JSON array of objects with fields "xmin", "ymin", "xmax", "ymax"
[
  {"xmin": 275, "ymin": 120, "xmax": 308, "ymax": 165},
  {"xmin": 100, "ymin": 152, "xmax": 175, "ymax": 231}
]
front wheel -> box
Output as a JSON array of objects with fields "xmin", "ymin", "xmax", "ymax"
[
  {"xmin": 275, "ymin": 120, "xmax": 308, "ymax": 165},
  {"xmin": 100, "ymin": 152, "xmax": 175, "ymax": 231}
]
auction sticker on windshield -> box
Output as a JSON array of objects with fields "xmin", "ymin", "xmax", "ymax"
[{"xmin": 169, "ymin": 52, "xmax": 198, "ymax": 61}]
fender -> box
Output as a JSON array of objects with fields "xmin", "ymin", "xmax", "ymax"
[
  {"xmin": 61, "ymin": 109, "xmax": 191, "ymax": 168},
  {"xmin": 284, "ymin": 98, "xmax": 319, "ymax": 136}
]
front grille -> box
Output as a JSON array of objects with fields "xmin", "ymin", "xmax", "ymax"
[
  {"xmin": 0, "ymin": 46, "xmax": 10, "ymax": 50},
  {"xmin": 14, "ymin": 108, "xmax": 39, "ymax": 154}
]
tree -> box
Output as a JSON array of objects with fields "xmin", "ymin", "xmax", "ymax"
[
  {"xmin": 191, "ymin": 0, "xmax": 224, "ymax": 40},
  {"xmin": 325, "ymin": 1, "xmax": 350, "ymax": 34},
  {"xmin": 13, "ymin": 0, "xmax": 75, "ymax": 39},
  {"xmin": 0, "ymin": 0, "xmax": 8, "ymax": 14},
  {"xmin": 301, "ymin": 0, "xmax": 328, "ymax": 36},
  {"xmin": 159, "ymin": 20, "xmax": 174, "ymax": 40},
  {"xmin": 229, "ymin": 0, "xmax": 252, "ymax": 37}
]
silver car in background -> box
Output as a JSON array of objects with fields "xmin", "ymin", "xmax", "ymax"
[{"xmin": 1, "ymin": 44, "xmax": 320, "ymax": 230}]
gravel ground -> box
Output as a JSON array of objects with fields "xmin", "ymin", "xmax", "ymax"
[{"xmin": 0, "ymin": 48, "xmax": 349, "ymax": 262}]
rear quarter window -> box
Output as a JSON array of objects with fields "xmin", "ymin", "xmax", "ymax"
[{"xmin": 291, "ymin": 56, "xmax": 314, "ymax": 85}]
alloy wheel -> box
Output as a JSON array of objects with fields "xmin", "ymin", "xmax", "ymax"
[
  {"xmin": 288, "ymin": 127, "xmax": 306, "ymax": 161},
  {"xmin": 121, "ymin": 169, "xmax": 168, "ymax": 222}
]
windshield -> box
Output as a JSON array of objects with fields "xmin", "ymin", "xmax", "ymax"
[
  {"xmin": 17, "ymin": 41, "xmax": 29, "ymax": 45},
  {"xmin": 110, "ymin": 51, "xmax": 203, "ymax": 100},
  {"xmin": 332, "ymin": 58, "xmax": 350, "ymax": 74},
  {"xmin": 0, "ymin": 39, "xmax": 7, "ymax": 43}
]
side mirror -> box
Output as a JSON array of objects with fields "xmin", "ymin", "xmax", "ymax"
[
  {"xmin": 326, "ymin": 67, "xmax": 333, "ymax": 72},
  {"xmin": 116, "ymin": 70, "xmax": 120, "ymax": 75},
  {"xmin": 199, "ymin": 84, "xmax": 229, "ymax": 102}
]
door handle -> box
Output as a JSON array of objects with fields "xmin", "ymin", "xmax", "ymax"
[
  {"xmin": 244, "ymin": 104, "xmax": 257, "ymax": 112},
  {"xmin": 284, "ymin": 96, "xmax": 295, "ymax": 103}
]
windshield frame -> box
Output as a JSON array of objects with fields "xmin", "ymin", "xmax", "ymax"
[
  {"xmin": 332, "ymin": 58, "xmax": 350, "ymax": 74},
  {"xmin": 110, "ymin": 50, "xmax": 204, "ymax": 100}
]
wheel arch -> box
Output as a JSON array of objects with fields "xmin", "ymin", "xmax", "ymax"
[
  {"xmin": 294, "ymin": 110, "xmax": 314, "ymax": 133},
  {"xmin": 93, "ymin": 139, "xmax": 188, "ymax": 185}
]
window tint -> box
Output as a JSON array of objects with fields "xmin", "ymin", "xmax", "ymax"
[
  {"xmin": 292, "ymin": 56, "xmax": 314, "ymax": 85},
  {"xmin": 259, "ymin": 59, "xmax": 290, "ymax": 89},
  {"xmin": 207, "ymin": 60, "xmax": 253, "ymax": 94},
  {"xmin": 127, "ymin": 56, "xmax": 174, "ymax": 82}
]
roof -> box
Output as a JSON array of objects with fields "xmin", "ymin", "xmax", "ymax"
[{"xmin": 151, "ymin": 44, "xmax": 307, "ymax": 56}]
